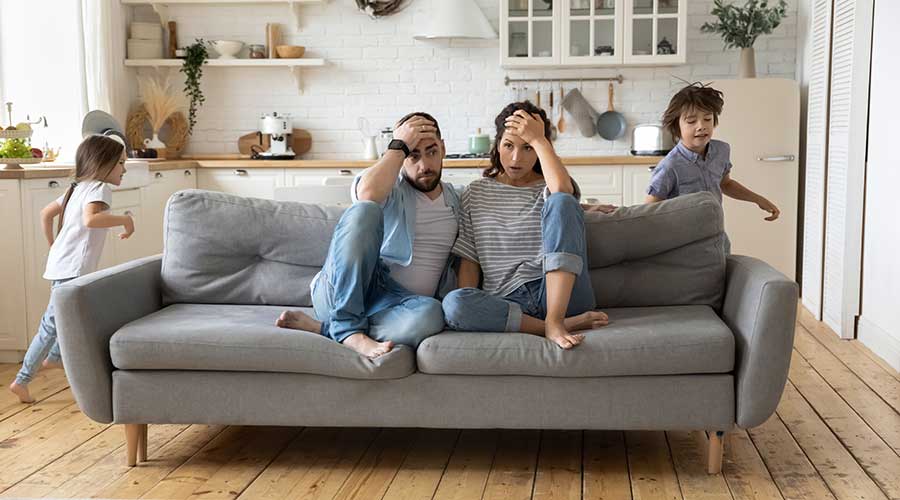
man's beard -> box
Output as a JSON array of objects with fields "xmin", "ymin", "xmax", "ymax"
[{"xmin": 402, "ymin": 170, "xmax": 441, "ymax": 193}]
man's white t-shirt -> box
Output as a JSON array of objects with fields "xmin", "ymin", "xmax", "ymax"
[
  {"xmin": 387, "ymin": 190, "xmax": 458, "ymax": 297},
  {"xmin": 44, "ymin": 180, "xmax": 113, "ymax": 280}
]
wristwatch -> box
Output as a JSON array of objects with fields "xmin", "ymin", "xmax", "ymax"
[{"xmin": 387, "ymin": 139, "xmax": 410, "ymax": 157}]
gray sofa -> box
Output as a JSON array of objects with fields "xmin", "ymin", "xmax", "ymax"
[{"xmin": 54, "ymin": 189, "xmax": 798, "ymax": 472}]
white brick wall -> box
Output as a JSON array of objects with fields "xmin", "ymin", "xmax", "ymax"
[{"xmin": 131, "ymin": 0, "xmax": 798, "ymax": 158}]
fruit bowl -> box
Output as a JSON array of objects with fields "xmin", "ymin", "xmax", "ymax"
[
  {"xmin": 212, "ymin": 40, "xmax": 244, "ymax": 59},
  {"xmin": 275, "ymin": 45, "xmax": 305, "ymax": 58},
  {"xmin": 0, "ymin": 129, "xmax": 33, "ymax": 139},
  {"xmin": 1, "ymin": 157, "xmax": 42, "ymax": 169}
]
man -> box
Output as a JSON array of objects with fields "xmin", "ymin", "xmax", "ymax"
[{"xmin": 276, "ymin": 112, "xmax": 461, "ymax": 358}]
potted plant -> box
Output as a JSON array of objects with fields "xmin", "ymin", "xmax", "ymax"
[
  {"xmin": 701, "ymin": 0, "xmax": 787, "ymax": 78},
  {"xmin": 180, "ymin": 39, "xmax": 209, "ymax": 135}
]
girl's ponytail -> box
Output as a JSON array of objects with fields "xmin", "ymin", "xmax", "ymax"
[{"xmin": 57, "ymin": 182, "xmax": 78, "ymax": 233}]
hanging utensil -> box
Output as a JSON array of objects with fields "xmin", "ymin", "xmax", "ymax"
[
  {"xmin": 596, "ymin": 82, "xmax": 627, "ymax": 141},
  {"xmin": 557, "ymin": 84, "xmax": 566, "ymax": 133}
]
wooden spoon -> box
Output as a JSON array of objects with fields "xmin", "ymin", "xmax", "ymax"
[{"xmin": 557, "ymin": 86, "xmax": 566, "ymax": 133}]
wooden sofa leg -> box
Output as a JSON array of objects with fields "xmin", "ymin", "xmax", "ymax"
[
  {"xmin": 124, "ymin": 424, "xmax": 145, "ymax": 466},
  {"xmin": 138, "ymin": 424, "xmax": 148, "ymax": 462},
  {"xmin": 707, "ymin": 431, "xmax": 725, "ymax": 474}
]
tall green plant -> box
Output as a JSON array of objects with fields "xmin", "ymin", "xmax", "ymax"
[
  {"xmin": 180, "ymin": 39, "xmax": 209, "ymax": 135},
  {"xmin": 700, "ymin": 0, "xmax": 788, "ymax": 49}
]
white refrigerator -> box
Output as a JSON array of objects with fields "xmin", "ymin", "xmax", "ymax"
[{"xmin": 713, "ymin": 79, "xmax": 801, "ymax": 281}]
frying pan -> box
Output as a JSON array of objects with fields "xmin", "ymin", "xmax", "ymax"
[{"xmin": 596, "ymin": 83, "xmax": 627, "ymax": 140}]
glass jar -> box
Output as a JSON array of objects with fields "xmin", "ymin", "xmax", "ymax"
[
  {"xmin": 249, "ymin": 44, "xmax": 266, "ymax": 59},
  {"xmin": 378, "ymin": 127, "xmax": 394, "ymax": 156}
]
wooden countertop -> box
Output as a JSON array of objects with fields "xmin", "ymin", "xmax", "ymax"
[{"xmin": 0, "ymin": 155, "xmax": 663, "ymax": 180}]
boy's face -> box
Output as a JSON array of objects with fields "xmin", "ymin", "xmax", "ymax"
[{"xmin": 678, "ymin": 106, "xmax": 715, "ymax": 153}]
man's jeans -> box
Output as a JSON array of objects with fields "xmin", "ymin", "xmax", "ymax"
[
  {"xmin": 442, "ymin": 192, "xmax": 596, "ymax": 332},
  {"xmin": 311, "ymin": 201, "xmax": 445, "ymax": 347},
  {"xmin": 16, "ymin": 278, "xmax": 72, "ymax": 385}
]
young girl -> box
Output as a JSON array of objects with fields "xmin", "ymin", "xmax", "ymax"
[
  {"xmin": 442, "ymin": 101, "xmax": 608, "ymax": 350},
  {"xmin": 9, "ymin": 134, "xmax": 133, "ymax": 403},
  {"xmin": 646, "ymin": 82, "xmax": 780, "ymax": 221}
]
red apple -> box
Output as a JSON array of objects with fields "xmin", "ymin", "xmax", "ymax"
[{"xmin": 31, "ymin": 148, "xmax": 43, "ymax": 158}]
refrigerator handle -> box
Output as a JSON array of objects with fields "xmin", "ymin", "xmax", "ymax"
[{"xmin": 756, "ymin": 155, "xmax": 796, "ymax": 162}]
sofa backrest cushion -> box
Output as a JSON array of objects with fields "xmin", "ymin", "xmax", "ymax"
[
  {"xmin": 162, "ymin": 189, "xmax": 342, "ymax": 306},
  {"xmin": 162, "ymin": 189, "xmax": 725, "ymax": 309},
  {"xmin": 586, "ymin": 191, "xmax": 726, "ymax": 308}
]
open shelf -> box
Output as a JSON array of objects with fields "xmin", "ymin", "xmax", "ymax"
[
  {"xmin": 125, "ymin": 58, "xmax": 326, "ymax": 93},
  {"xmin": 121, "ymin": 0, "xmax": 325, "ymax": 28}
]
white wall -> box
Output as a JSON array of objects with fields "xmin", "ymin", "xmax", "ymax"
[
  {"xmin": 129, "ymin": 0, "xmax": 798, "ymax": 158},
  {"xmin": 859, "ymin": 0, "xmax": 900, "ymax": 371}
]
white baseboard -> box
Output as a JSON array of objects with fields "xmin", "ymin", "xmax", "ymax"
[
  {"xmin": 0, "ymin": 350, "xmax": 25, "ymax": 364},
  {"xmin": 858, "ymin": 316, "xmax": 900, "ymax": 371}
]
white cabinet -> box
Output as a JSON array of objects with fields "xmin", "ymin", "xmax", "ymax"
[
  {"xmin": 569, "ymin": 165, "xmax": 623, "ymax": 205},
  {"xmin": 622, "ymin": 164, "xmax": 655, "ymax": 206},
  {"xmin": 142, "ymin": 168, "xmax": 196, "ymax": 255},
  {"xmin": 21, "ymin": 177, "xmax": 70, "ymax": 343},
  {"xmin": 198, "ymin": 167, "xmax": 286, "ymax": 200},
  {"xmin": 500, "ymin": 0, "xmax": 685, "ymax": 67},
  {"xmin": 97, "ymin": 189, "xmax": 149, "ymax": 270},
  {"xmin": 0, "ymin": 180, "xmax": 27, "ymax": 350}
]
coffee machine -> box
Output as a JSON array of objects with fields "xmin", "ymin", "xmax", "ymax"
[{"xmin": 253, "ymin": 112, "xmax": 295, "ymax": 159}]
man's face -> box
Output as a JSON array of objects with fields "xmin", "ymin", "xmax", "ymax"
[{"xmin": 402, "ymin": 137, "xmax": 445, "ymax": 193}]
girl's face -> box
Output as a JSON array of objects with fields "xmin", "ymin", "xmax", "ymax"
[
  {"xmin": 103, "ymin": 152, "xmax": 127, "ymax": 186},
  {"xmin": 498, "ymin": 131, "xmax": 540, "ymax": 182},
  {"xmin": 678, "ymin": 106, "xmax": 715, "ymax": 153}
]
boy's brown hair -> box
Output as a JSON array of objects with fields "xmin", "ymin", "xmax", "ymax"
[{"xmin": 661, "ymin": 83, "xmax": 724, "ymax": 142}]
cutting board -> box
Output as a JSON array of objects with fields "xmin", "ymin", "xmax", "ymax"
[{"xmin": 238, "ymin": 129, "xmax": 312, "ymax": 156}]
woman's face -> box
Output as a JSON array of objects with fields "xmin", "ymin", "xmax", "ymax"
[{"xmin": 497, "ymin": 130, "xmax": 538, "ymax": 181}]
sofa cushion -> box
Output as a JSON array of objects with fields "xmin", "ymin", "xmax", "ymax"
[
  {"xmin": 417, "ymin": 305, "xmax": 734, "ymax": 377},
  {"xmin": 162, "ymin": 190, "xmax": 345, "ymax": 307},
  {"xmin": 585, "ymin": 192, "xmax": 727, "ymax": 309},
  {"xmin": 109, "ymin": 304, "xmax": 414, "ymax": 380}
]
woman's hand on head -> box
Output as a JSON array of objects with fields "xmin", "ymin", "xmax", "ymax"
[{"xmin": 504, "ymin": 110, "xmax": 547, "ymax": 146}]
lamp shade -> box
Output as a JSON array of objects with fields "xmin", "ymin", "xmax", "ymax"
[{"xmin": 413, "ymin": 0, "xmax": 497, "ymax": 40}]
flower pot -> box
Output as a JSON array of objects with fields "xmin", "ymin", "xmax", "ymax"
[{"xmin": 739, "ymin": 47, "xmax": 757, "ymax": 78}]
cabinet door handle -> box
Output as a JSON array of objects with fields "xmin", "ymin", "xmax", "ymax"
[
  {"xmin": 124, "ymin": 210, "xmax": 134, "ymax": 217},
  {"xmin": 647, "ymin": 166, "xmax": 655, "ymax": 171},
  {"xmin": 339, "ymin": 169, "xmax": 352, "ymax": 175},
  {"xmin": 155, "ymin": 172, "xmax": 164, "ymax": 179},
  {"xmin": 234, "ymin": 169, "xmax": 248, "ymax": 176},
  {"xmin": 49, "ymin": 181, "xmax": 60, "ymax": 188},
  {"xmin": 756, "ymin": 155, "xmax": 795, "ymax": 162},
  {"xmin": 184, "ymin": 170, "xmax": 192, "ymax": 176}
]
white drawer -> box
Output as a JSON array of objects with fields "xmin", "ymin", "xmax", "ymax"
[{"xmin": 568, "ymin": 166, "xmax": 623, "ymax": 195}]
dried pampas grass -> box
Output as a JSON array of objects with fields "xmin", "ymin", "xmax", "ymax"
[{"xmin": 137, "ymin": 75, "xmax": 185, "ymax": 134}]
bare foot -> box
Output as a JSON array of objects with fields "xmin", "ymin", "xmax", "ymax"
[
  {"xmin": 564, "ymin": 310, "xmax": 609, "ymax": 331},
  {"xmin": 545, "ymin": 320, "xmax": 585, "ymax": 349},
  {"xmin": 342, "ymin": 333, "xmax": 394, "ymax": 359},
  {"xmin": 276, "ymin": 310, "xmax": 322, "ymax": 334},
  {"xmin": 9, "ymin": 381, "xmax": 34, "ymax": 404},
  {"xmin": 42, "ymin": 359, "xmax": 63, "ymax": 370}
]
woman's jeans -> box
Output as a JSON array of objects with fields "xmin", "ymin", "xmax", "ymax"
[
  {"xmin": 15, "ymin": 278, "xmax": 72, "ymax": 385},
  {"xmin": 442, "ymin": 192, "xmax": 597, "ymax": 332},
  {"xmin": 311, "ymin": 201, "xmax": 445, "ymax": 347}
]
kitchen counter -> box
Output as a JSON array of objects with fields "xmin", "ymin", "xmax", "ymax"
[{"xmin": 0, "ymin": 155, "xmax": 663, "ymax": 179}]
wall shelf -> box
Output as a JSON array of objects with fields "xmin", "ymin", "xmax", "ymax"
[
  {"xmin": 125, "ymin": 58, "xmax": 326, "ymax": 93},
  {"xmin": 120, "ymin": 0, "xmax": 325, "ymax": 29}
]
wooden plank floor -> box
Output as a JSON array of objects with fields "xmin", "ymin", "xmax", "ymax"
[{"xmin": 1, "ymin": 308, "xmax": 898, "ymax": 500}]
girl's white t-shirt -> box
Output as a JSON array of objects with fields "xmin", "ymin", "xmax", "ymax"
[{"xmin": 43, "ymin": 180, "xmax": 113, "ymax": 280}]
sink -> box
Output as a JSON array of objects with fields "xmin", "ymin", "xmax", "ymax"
[{"xmin": 115, "ymin": 160, "xmax": 150, "ymax": 191}]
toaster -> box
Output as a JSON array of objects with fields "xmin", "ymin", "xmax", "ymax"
[{"xmin": 630, "ymin": 123, "xmax": 674, "ymax": 156}]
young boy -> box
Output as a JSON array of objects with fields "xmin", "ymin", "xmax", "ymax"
[{"xmin": 645, "ymin": 83, "xmax": 780, "ymax": 222}]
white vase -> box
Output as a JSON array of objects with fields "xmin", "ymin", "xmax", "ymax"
[
  {"xmin": 739, "ymin": 47, "xmax": 757, "ymax": 78},
  {"xmin": 144, "ymin": 132, "xmax": 166, "ymax": 149}
]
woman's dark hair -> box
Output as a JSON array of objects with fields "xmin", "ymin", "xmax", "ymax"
[
  {"xmin": 484, "ymin": 100, "xmax": 552, "ymax": 178},
  {"xmin": 661, "ymin": 82, "xmax": 724, "ymax": 143},
  {"xmin": 58, "ymin": 135, "xmax": 124, "ymax": 232}
]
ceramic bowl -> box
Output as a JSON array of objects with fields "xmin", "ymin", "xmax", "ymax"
[
  {"xmin": 213, "ymin": 40, "xmax": 244, "ymax": 59},
  {"xmin": 275, "ymin": 45, "xmax": 305, "ymax": 58}
]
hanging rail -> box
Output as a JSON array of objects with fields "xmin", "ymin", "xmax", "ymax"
[{"xmin": 504, "ymin": 75, "xmax": 624, "ymax": 86}]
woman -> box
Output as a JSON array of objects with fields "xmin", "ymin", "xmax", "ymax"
[{"xmin": 442, "ymin": 101, "xmax": 608, "ymax": 349}]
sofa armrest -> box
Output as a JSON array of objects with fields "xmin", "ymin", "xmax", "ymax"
[
  {"xmin": 54, "ymin": 255, "xmax": 163, "ymax": 424},
  {"xmin": 722, "ymin": 255, "xmax": 799, "ymax": 429}
]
